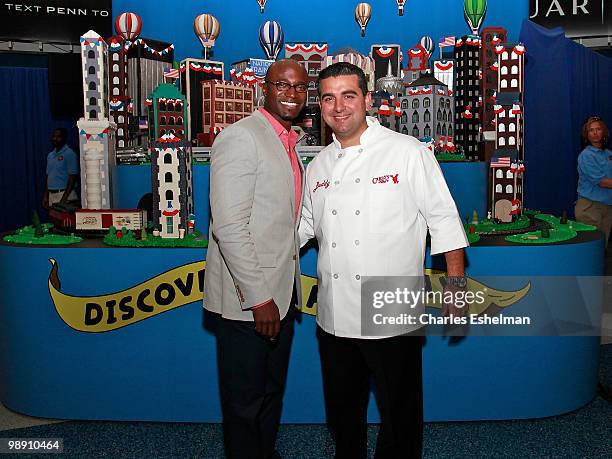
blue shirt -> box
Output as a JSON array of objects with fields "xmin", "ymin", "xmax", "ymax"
[
  {"xmin": 47, "ymin": 144, "xmax": 78, "ymax": 190},
  {"xmin": 577, "ymin": 145, "xmax": 612, "ymax": 205}
]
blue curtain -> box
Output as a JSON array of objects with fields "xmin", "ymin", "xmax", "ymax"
[
  {"xmin": 0, "ymin": 67, "xmax": 77, "ymax": 232},
  {"xmin": 520, "ymin": 20, "xmax": 612, "ymax": 217}
]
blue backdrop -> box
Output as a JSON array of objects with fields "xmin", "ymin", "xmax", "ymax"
[
  {"xmin": 0, "ymin": 67, "xmax": 77, "ymax": 232},
  {"xmin": 112, "ymin": 0, "xmax": 528, "ymax": 68},
  {"xmin": 520, "ymin": 20, "xmax": 612, "ymax": 217}
]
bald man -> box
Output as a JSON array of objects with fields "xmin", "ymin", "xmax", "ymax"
[{"xmin": 204, "ymin": 59, "xmax": 308, "ymax": 458}]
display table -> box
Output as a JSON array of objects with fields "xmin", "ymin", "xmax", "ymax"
[{"xmin": 0, "ymin": 230, "xmax": 604, "ymax": 423}]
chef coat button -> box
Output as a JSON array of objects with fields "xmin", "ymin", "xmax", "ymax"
[
  {"xmin": 358, "ymin": 148, "xmax": 363, "ymax": 153},
  {"xmin": 355, "ymin": 178, "xmax": 360, "ymax": 183},
  {"xmin": 355, "ymin": 275, "xmax": 361, "ymax": 280},
  {"xmin": 332, "ymin": 242, "xmax": 337, "ymax": 248},
  {"xmin": 333, "ymin": 274, "xmax": 339, "ymax": 279},
  {"xmin": 355, "ymin": 210, "xmax": 360, "ymax": 215},
  {"xmin": 332, "ymin": 209, "xmax": 337, "ymax": 215},
  {"xmin": 334, "ymin": 180, "xmax": 340, "ymax": 185},
  {"xmin": 354, "ymin": 240, "xmax": 359, "ymax": 246}
]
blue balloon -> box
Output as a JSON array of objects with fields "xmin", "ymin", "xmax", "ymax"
[{"xmin": 259, "ymin": 20, "xmax": 284, "ymax": 60}]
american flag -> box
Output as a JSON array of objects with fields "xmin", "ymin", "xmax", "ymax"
[
  {"xmin": 438, "ymin": 36, "xmax": 456, "ymax": 48},
  {"xmin": 164, "ymin": 67, "xmax": 180, "ymax": 79},
  {"xmin": 490, "ymin": 157, "xmax": 511, "ymax": 168}
]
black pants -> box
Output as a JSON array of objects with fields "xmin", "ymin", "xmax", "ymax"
[
  {"xmin": 317, "ymin": 326, "xmax": 424, "ymax": 459},
  {"xmin": 216, "ymin": 307, "xmax": 295, "ymax": 459}
]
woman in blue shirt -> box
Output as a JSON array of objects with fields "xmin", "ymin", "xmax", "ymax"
[{"xmin": 575, "ymin": 117, "xmax": 612, "ymax": 248}]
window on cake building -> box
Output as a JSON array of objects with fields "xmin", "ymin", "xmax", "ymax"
[
  {"xmin": 113, "ymin": 53, "xmax": 119, "ymax": 61},
  {"xmin": 160, "ymin": 116, "xmax": 166, "ymax": 125},
  {"xmin": 511, "ymin": 79, "xmax": 518, "ymax": 88},
  {"xmin": 501, "ymin": 80, "xmax": 508, "ymax": 88},
  {"xmin": 506, "ymin": 170, "xmax": 513, "ymax": 179},
  {"xmin": 164, "ymin": 153, "xmax": 172, "ymax": 164},
  {"xmin": 159, "ymin": 101, "xmax": 167, "ymax": 111},
  {"xmin": 442, "ymin": 125, "xmax": 447, "ymax": 136},
  {"xmin": 437, "ymin": 109, "xmax": 442, "ymax": 121},
  {"xmin": 412, "ymin": 126, "xmax": 419, "ymax": 137},
  {"xmin": 118, "ymin": 128, "xmax": 123, "ymax": 136},
  {"xmin": 87, "ymin": 50, "xmax": 95, "ymax": 59},
  {"xmin": 424, "ymin": 110, "xmax": 431, "ymax": 122},
  {"xmin": 443, "ymin": 111, "xmax": 448, "ymax": 122},
  {"xmin": 113, "ymin": 76, "xmax": 119, "ymax": 85},
  {"xmin": 402, "ymin": 126, "xmax": 408, "ymax": 135},
  {"xmin": 502, "ymin": 51, "xmax": 509, "ymax": 60},
  {"xmin": 506, "ymin": 185, "xmax": 513, "ymax": 194},
  {"xmin": 166, "ymin": 217, "xmax": 173, "ymax": 234},
  {"xmin": 499, "ymin": 123, "xmax": 506, "ymax": 132},
  {"xmin": 496, "ymin": 184, "xmax": 502, "ymax": 193},
  {"xmin": 119, "ymin": 140, "xmax": 124, "ymax": 147},
  {"xmin": 501, "ymin": 67, "xmax": 508, "ymax": 75},
  {"xmin": 496, "ymin": 170, "xmax": 503, "ymax": 179},
  {"xmin": 89, "ymin": 97, "xmax": 97, "ymax": 106},
  {"xmin": 401, "ymin": 113, "xmax": 407, "ymax": 123},
  {"xmin": 424, "ymin": 98, "xmax": 431, "ymax": 108},
  {"xmin": 165, "ymin": 172, "xmax": 172, "ymax": 183},
  {"xmin": 412, "ymin": 112, "xmax": 419, "ymax": 123},
  {"xmin": 512, "ymin": 65, "xmax": 519, "ymax": 74},
  {"xmin": 401, "ymin": 99, "xmax": 408, "ymax": 109},
  {"xmin": 437, "ymin": 124, "xmax": 441, "ymax": 135},
  {"xmin": 424, "ymin": 125, "xmax": 431, "ymax": 137},
  {"xmin": 499, "ymin": 137, "xmax": 506, "ymax": 146},
  {"xmin": 509, "ymin": 137, "xmax": 516, "ymax": 146},
  {"xmin": 89, "ymin": 81, "xmax": 96, "ymax": 90},
  {"xmin": 166, "ymin": 190, "xmax": 173, "ymax": 200},
  {"xmin": 113, "ymin": 64, "xmax": 119, "ymax": 72},
  {"xmin": 88, "ymin": 66, "xmax": 95, "ymax": 75},
  {"xmin": 512, "ymin": 51, "xmax": 519, "ymax": 59},
  {"xmin": 113, "ymin": 88, "xmax": 119, "ymax": 95},
  {"xmin": 412, "ymin": 99, "xmax": 419, "ymax": 109},
  {"xmin": 509, "ymin": 123, "xmax": 516, "ymax": 132},
  {"xmin": 448, "ymin": 125, "xmax": 453, "ymax": 136},
  {"xmin": 89, "ymin": 110, "xmax": 96, "ymax": 119}
]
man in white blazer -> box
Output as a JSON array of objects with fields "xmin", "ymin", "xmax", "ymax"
[{"xmin": 204, "ymin": 59, "xmax": 308, "ymax": 459}]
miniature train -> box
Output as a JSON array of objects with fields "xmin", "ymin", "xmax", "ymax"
[{"xmin": 49, "ymin": 204, "xmax": 146, "ymax": 232}]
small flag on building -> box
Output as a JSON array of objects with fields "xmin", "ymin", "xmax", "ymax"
[
  {"xmin": 438, "ymin": 36, "xmax": 456, "ymax": 48},
  {"xmin": 164, "ymin": 67, "xmax": 180, "ymax": 79},
  {"xmin": 491, "ymin": 157, "xmax": 511, "ymax": 168}
]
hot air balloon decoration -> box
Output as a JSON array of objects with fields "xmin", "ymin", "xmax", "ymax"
[
  {"xmin": 194, "ymin": 14, "xmax": 220, "ymax": 60},
  {"xmin": 419, "ymin": 35, "xmax": 434, "ymax": 57},
  {"xmin": 355, "ymin": 3, "xmax": 371, "ymax": 37},
  {"xmin": 464, "ymin": 0, "xmax": 487, "ymax": 36},
  {"xmin": 396, "ymin": 0, "xmax": 406, "ymax": 16},
  {"xmin": 257, "ymin": 0, "xmax": 267, "ymax": 13},
  {"xmin": 115, "ymin": 12, "xmax": 142, "ymax": 42},
  {"xmin": 259, "ymin": 20, "xmax": 284, "ymax": 60}
]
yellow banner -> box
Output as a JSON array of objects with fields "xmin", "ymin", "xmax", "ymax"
[
  {"xmin": 49, "ymin": 259, "xmax": 529, "ymax": 333},
  {"xmin": 48, "ymin": 258, "xmax": 206, "ymax": 333}
]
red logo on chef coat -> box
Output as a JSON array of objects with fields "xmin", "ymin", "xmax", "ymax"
[
  {"xmin": 313, "ymin": 179, "xmax": 330, "ymax": 193},
  {"xmin": 372, "ymin": 174, "xmax": 399, "ymax": 185},
  {"xmin": 57, "ymin": 156, "xmax": 64, "ymax": 161}
]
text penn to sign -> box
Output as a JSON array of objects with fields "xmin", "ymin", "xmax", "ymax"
[{"xmin": 0, "ymin": 1, "xmax": 112, "ymax": 43}]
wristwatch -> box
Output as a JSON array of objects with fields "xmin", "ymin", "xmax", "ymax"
[{"xmin": 446, "ymin": 276, "xmax": 467, "ymax": 289}]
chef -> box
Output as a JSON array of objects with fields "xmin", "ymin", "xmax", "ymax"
[{"xmin": 299, "ymin": 62, "xmax": 468, "ymax": 459}]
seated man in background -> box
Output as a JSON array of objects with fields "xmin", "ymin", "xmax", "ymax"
[{"xmin": 43, "ymin": 127, "xmax": 79, "ymax": 208}]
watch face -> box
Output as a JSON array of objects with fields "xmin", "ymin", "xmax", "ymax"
[{"xmin": 448, "ymin": 276, "xmax": 467, "ymax": 288}]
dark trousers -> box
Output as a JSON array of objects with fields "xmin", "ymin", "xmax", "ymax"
[
  {"xmin": 216, "ymin": 307, "xmax": 295, "ymax": 459},
  {"xmin": 317, "ymin": 326, "xmax": 424, "ymax": 459}
]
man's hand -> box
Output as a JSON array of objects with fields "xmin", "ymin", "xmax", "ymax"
[
  {"xmin": 252, "ymin": 299, "xmax": 281, "ymax": 339},
  {"xmin": 442, "ymin": 284, "xmax": 467, "ymax": 318}
]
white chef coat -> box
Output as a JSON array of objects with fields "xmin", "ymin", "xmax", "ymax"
[{"xmin": 299, "ymin": 117, "xmax": 469, "ymax": 338}]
